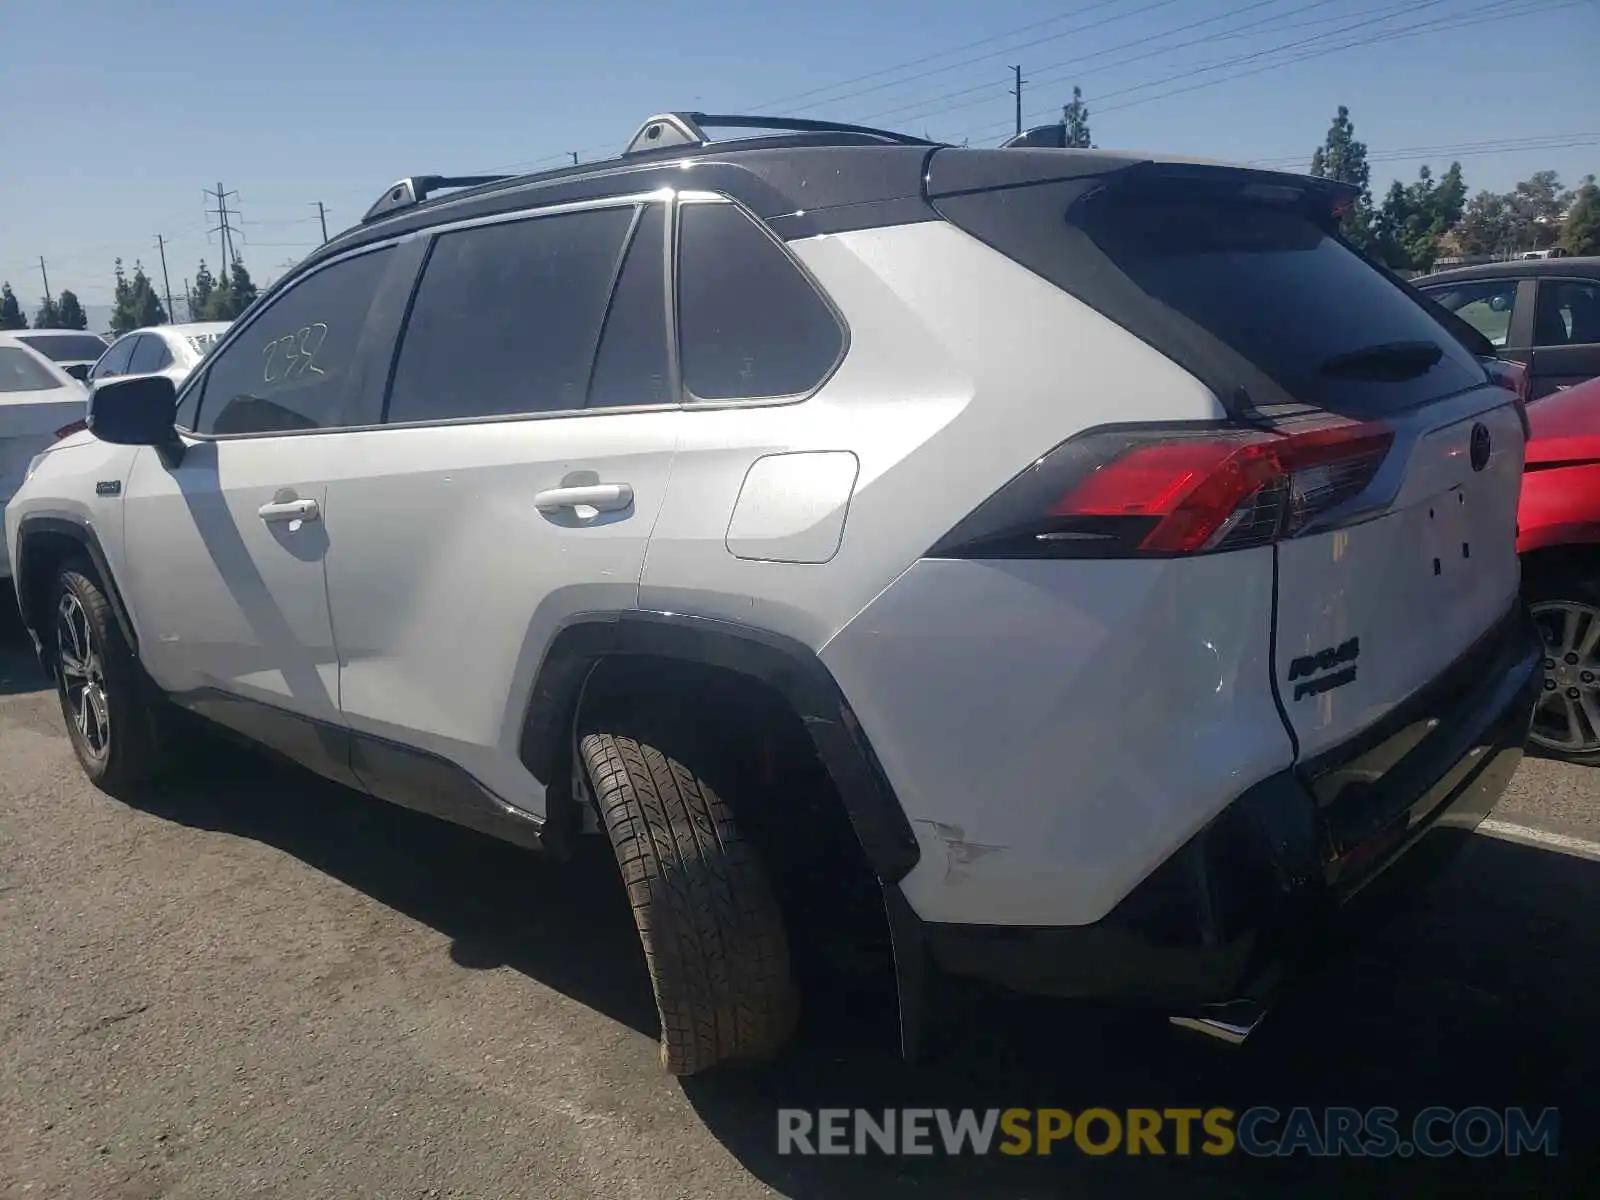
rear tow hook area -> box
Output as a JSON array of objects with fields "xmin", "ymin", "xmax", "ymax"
[{"xmin": 1168, "ymin": 998, "xmax": 1269, "ymax": 1046}]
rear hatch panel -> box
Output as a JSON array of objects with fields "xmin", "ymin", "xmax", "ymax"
[{"xmin": 927, "ymin": 148, "xmax": 1527, "ymax": 762}]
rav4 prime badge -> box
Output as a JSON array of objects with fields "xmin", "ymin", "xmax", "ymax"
[{"xmin": 1288, "ymin": 637, "xmax": 1360, "ymax": 702}]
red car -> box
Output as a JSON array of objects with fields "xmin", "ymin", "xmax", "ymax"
[{"xmin": 1518, "ymin": 372, "xmax": 1600, "ymax": 763}]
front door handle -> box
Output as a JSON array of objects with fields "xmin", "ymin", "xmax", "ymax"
[
  {"xmin": 533, "ymin": 483, "xmax": 634, "ymax": 513},
  {"xmin": 258, "ymin": 497, "xmax": 320, "ymax": 523}
]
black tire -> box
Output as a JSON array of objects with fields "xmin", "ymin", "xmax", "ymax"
[
  {"xmin": 53, "ymin": 559, "xmax": 170, "ymax": 792},
  {"xmin": 1524, "ymin": 572, "xmax": 1600, "ymax": 766},
  {"xmin": 579, "ymin": 722, "xmax": 799, "ymax": 1075}
]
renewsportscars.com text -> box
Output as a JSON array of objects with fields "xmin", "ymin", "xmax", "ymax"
[{"xmin": 777, "ymin": 1106, "xmax": 1560, "ymax": 1158}]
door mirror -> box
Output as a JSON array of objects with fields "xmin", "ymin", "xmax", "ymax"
[{"xmin": 88, "ymin": 374, "xmax": 182, "ymax": 456}]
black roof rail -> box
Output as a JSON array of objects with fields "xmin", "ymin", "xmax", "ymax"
[
  {"xmin": 363, "ymin": 174, "xmax": 516, "ymax": 223},
  {"xmin": 622, "ymin": 112, "xmax": 933, "ymax": 155}
]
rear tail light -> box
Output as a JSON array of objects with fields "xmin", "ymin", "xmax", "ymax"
[
  {"xmin": 53, "ymin": 419, "xmax": 88, "ymax": 441},
  {"xmin": 930, "ymin": 420, "xmax": 1394, "ymax": 560}
]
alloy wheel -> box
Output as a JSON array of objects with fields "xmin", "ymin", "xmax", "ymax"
[
  {"xmin": 1530, "ymin": 599, "xmax": 1600, "ymax": 756},
  {"xmin": 57, "ymin": 591, "xmax": 110, "ymax": 758}
]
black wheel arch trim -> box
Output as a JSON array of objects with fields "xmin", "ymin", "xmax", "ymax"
[
  {"xmin": 13, "ymin": 517, "xmax": 139, "ymax": 676},
  {"xmin": 520, "ymin": 609, "xmax": 921, "ymax": 884}
]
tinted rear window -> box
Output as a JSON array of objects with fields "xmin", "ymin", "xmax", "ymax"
[
  {"xmin": 1078, "ymin": 199, "xmax": 1485, "ymax": 413},
  {"xmin": 0, "ymin": 346, "xmax": 63, "ymax": 392},
  {"xmin": 17, "ymin": 334, "xmax": 109, "ymax": 363}
]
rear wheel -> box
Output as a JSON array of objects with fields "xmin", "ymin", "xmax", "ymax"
[
  {"xmin": 1527, "ymin": 575, "xmax": 1600, "ymax": 765},
  {"xmin": 53, "ymin": 561, "xmax": 170, "ymax": 791},
  {"xmin": 578, "ymin": 718, "xmax": 799, "ymax": 1075}
]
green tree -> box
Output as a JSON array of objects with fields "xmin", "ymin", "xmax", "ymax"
[
  {"xmin": 34, "ymin": 297, "xmax": 62, "ymax": 328},
  {"xmin": 1309, "ymin": 104, "xmax": 1374, "ymax": 251},
  {"xmin": 190, "ymin": 259, "xmax": 216, "ymax": 322},
  {"xmin": 1507, "ymin": 170, "xmax": 1570, "ymax": 251},
  {"xmin": 0, "ymin": 283, "xmax": 27, "ymax": 330},
  {"xmin": 57, "ymin": 290, "xmax": 88, "ymax": 331},
  {"xmin": 1060, "ymin": 86, "xmax": 1093, "ymax": 149},
  {"xmin": 1454, "ymin": 190, "xmax": 1514, "ymax": 256},
  {"xmin": 1370, "ymin": 162, "xmax": 1469, "ymax": 272},
  {"xmin": 227, "ymin": 256, "xmax": 258, "ymax": 313},
  {"xmin": 1561, "ymin": 175, "xmax": 1600, "ymax": 256},
  {"xmin": 200, "ymin": 255, "xmax": 259, "ymax": 320},
  {"xmin": 110, "ymin": 259, "xmax": 166, "ymax": 333}
]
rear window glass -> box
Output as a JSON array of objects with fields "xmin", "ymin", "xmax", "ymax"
[
  {"xmin": 0, "ymin": 346, "xmax": 62, "ymax": 392},
  {"xmin": 17, "ymin": 334, "xmax": 109, "ymax": 363},
  {"xmin": 1079, "ymin": 200, "xmax": 1485, "ymax": 413}
]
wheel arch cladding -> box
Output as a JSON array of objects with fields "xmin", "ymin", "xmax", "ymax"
[
  {"xmin": 14, "ymin": 518, "xmax": 139, "ymax": 677},
  {"xmin": 518, "ymin": 610, "xmax": 921, "ymax": 884}
]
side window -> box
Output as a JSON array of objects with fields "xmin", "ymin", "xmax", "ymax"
[
  {"xmin": 676, "ymin": 200, "xmax": 844, "ymax": 400},
  {"xmin": 92, "ymin": 336, "xmax": 135, "ymax": 380},
  {"xmin": 588, "ymin": 204, "xmax": 670, "ymax": 408},
  {"xmin": 1534, "ymin": 280, "xmax": 1600, "ymax": 347},
  {"xmin": 1421, "ymin": 280, "xmax": 1519, "ymax": 348},
  {"xmin": 128, "ymin": 333, "xmax": 172, "ymax": 373},
  {"xmin": 195, "ymin": 247, "xmax": 394, "ymax": 436},
  {"xmin": 385, "ymin": 206, "xmax": 636, "ymax": 423}
]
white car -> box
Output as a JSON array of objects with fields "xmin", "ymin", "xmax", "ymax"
[
  {"xmin": 8, "ymin": 329, "xmax": 111, "ymax": 383},
  {"xmin": 0, "ymin": 333, "xmax": 89, "ymax": 579},
  {"xmin": 3, "ymin": 112, "xmax": 1543, "ymax": 1075},
  {"xmin": 87, "ymin": 321, "xmax": 232, "ymax": 389}
]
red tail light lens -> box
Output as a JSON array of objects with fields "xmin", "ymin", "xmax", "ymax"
[
  {"xmin": 930, "ymin": 420, "xmax": 1394, "ymax": 560},
  {"xmin": 53, "ymin": 419, "xmax": 88, "ymax": 441}
]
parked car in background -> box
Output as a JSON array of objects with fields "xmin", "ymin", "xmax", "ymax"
[
  {"xmin": 0, "ymin": 332, "xmax": 90, "ymax": 579},
  {"xmin": 10, "ymin": 330, "xmax": 111, "ymax": 383},
  {"xmin": 88, "ymin": 322, "xmax": 233, "ymax": 389},
  {"xmin": 1414, "ymin": 257, "xmax": 1600, "ymax": 400},
  {"xmin": 1517, "ymin": 372, "xmax": 1600, "ymax": 763}
]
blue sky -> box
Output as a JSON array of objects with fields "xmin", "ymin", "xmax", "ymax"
[{"xmin": 2, "ymin": 0, "xmax": 1595, "ymax": 310}]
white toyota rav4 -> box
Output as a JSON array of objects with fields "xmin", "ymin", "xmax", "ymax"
[{"xmin": 5, "ymin": 113, "xmax": 1543, "ymax": 1074}]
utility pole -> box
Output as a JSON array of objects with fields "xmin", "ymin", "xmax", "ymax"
[
  {"xmin": 207, "ymin": 182, "xmax": 241, "ymax": 272},
  {"xmin": 1009, "ymin": 65, "xmax": 1026, "ymax": 137},
  {"xmin": 570, "ymin": 151, "xmax": 579, "ymax": 165},
  {"xmin": 38, "ymin": 257, "xmax": 52, "ymax": 308},
  {"xmin": 313, "ymin": 201, "xmax": 329, "ymax": 243},
  {"xmin": 182, "ymin": 278, "xmax": 190, "ymax": 322},
  {"xmin": 154, "ymin": 234, "xmax": 175, "ymax": 324}
]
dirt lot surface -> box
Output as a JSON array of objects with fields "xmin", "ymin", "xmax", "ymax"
[{"xmin": 3, "ymin": 599, "xmax": 1598, "ymax": 1198}]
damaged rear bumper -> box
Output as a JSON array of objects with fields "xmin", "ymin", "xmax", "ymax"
[{"xmin": 902, "ymin": 602, "xmax": 1541, "ymax": 1019}]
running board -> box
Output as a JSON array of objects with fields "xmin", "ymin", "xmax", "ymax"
[{"xmin": 1168, "ymin": 999, "xmax": 1268, "ymax": 1045}]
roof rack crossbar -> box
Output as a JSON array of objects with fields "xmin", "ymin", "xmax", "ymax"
[
  {"xmin": 623, "ymin": 111, "xmax": 931, "ymax": 156},
  {"xmin": 363, "ymin": 173, "xmax": 516, "ymax": 223}
]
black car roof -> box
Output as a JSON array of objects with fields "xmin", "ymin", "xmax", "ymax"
[{"xmin": 1414, "ymin": 257, "xmax": 1600, "ymax": 286}]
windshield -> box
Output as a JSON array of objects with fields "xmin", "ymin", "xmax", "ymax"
[{"xmin": 16, "ymin": 334, "xmax": 111, "ymax": 363}]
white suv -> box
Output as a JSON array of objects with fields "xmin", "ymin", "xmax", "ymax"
[{"xmin": 4, "ymin": 113, "xmax": 1543, "ymax": 1075}]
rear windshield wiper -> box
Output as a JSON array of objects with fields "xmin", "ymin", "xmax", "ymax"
[{"xmin": 1318, "ymin": 340, "xmax": 1444, "ymax": 381}]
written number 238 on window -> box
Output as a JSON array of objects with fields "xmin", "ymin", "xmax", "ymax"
[{"xmin": 261, "ymin": 323, "xmax": 329, "ymax": 384}]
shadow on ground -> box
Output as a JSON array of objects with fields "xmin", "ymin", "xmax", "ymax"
[
  {"xmin": 4, "ymin": 600, "xmax": 1595, "ymax": 1196},
  {"xmin": 0, "ymin": 584, "xmax": 48, "ymax": 697}
]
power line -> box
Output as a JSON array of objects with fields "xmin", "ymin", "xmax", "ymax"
[{"xmin": 952, "ymin": 0, "xmax": 1577, "ymax": 143}]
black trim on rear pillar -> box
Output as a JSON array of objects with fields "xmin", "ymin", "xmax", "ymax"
[{"xmin": 520, "ymin": 610, "xmax": 921, "ymax": 884}]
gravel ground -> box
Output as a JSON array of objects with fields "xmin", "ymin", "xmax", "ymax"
[{"xmin": 2, "ymin": 598, "xmax": 1598, "ymax": 1198}]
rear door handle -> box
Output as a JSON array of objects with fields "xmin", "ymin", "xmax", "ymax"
[
  {"xmin": 258, "ymin": 498, "xmax": 320, "ymax": 523},
  {"xmin": 533, "ymin": 483, "xmax": 634, "ymax": 513}
]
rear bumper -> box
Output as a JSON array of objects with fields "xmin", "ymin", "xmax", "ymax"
[{"xmin": 918, "ymin": 602, "xmax": 1542, "ymax": 1007}]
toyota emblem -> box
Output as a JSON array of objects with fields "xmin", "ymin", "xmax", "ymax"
[{"xmin": 1469, "ymin": 422, "xmax": 1491, "ymax": 472}]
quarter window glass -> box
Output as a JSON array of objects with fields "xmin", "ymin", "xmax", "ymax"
[
  {"xmin": 386, "ymin": 206, "xmax": 635, "ymax": 423},
  {"xmin": 1422, "ymin": 280, "xmax": 1519, "ymax": 348},
  {"xmin": 1534, "ymin": 280, "xmax": 1600, "ymax": 346},
  {"xmin": 128, "ymin": 334, "xmax": 172, "ymax": 373},
  {"xmin": 92, "ymin": 337, "xmax": 135, "ymax": 380},
  {"xmin": 676, "ymin": 201, "xmax": 844, "ymax": 400},
  {"xmin": 588, "ymin": 204, "xmax": 671, "ymax": 408},
  {"xmin": 195, "ymin": 247, "xmax": 394, "ymax": 435},
  {"xmin": 0, "ymin": 347, "xmax": 62, "ymax": 392}
]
